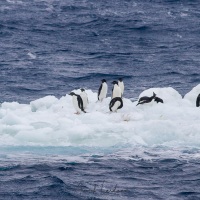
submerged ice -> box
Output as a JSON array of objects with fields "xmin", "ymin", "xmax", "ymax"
[{"xmin": 0, "ymin": 85, "xmax": 200, "ymax": 147}]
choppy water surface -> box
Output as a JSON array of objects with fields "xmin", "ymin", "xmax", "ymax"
[
  {"xmin": 1, "ymin": 0, "xmax": 200, "ymax": 102},
  {"xmin": 1, "ymin": 146, "xmax": 200, "ymax": 200},
  {"xmin": 0, "ymin": 0, "xmax": 200, "ymax": 199}
]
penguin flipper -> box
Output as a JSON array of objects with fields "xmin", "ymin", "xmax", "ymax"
[
  {"xmin": 98, "ymin": 84, "xmax": 102, "ymax": 100},
  {"xmin": 111, "ymin": 86, "xmax": 114, "ymax": 99},
  {"xmin": 109, "ymin": 98, "xmax": 115, "ymax": 111},
  {"xmin": 77, "ymin": 95, "xmax": 85, "ymax": 113},
  {"xmin": 118, "ymin": 98, "xmax": 123, "ymax": 109}
]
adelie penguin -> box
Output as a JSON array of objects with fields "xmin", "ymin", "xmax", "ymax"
[
  {"xmin": 196, "ymin": 94, "xmax": 200, "ymax": 107},
  {"xmin": 69, "ymin": 92, "xmax": 86, "ymax": 114},
  {"xmin": 136, "ymin": 92, "xmax": 156, "ymax": 106},
  {"xmin": 111, "ymin": 81, "xmax": 122, "ymax": 99},
  {"xmin": 98, "ymin": 79, "xmax": 108, "ymax": 102},
  {"xmin": 118, "ymin": 78, "xmax": 124, "ymax": 97},
  {"xmin": 109, "ymin": 97, "xmax": 123, "ymax": 112},
  {"xmin": 154, "ymin": 97, "xmax": 164, "ymax": 104},
  {"xmin": 80, "ymin": 88, "xmax": 89, "ymax": 109}
]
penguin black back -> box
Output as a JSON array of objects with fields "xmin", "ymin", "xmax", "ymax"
[
  {"xmin": 196, "ymin": 94, "xmax": 200, "ymax": 107},
  {"xmin": 77, "ymin": 95, "xmax": 86, "ymax": 112},
  {"xmin": 98, "ymin": 86, "xmax": 102, "ymax": 100},
  {"xmin": 109, "ymin": 97, "xmax": 123, "ymax": 111}
]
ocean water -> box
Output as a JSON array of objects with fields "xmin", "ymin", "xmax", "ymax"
[{"xmin": 0, "ymin": 0, "xmax": 200, "ymax": 199}]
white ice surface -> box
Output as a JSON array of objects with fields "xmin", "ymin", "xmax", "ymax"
[{"xmin": 0, "ymin": 86, "xmax": 200, "ymax": 147}]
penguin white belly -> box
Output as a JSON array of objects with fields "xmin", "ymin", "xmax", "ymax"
[
  {"xmin": 111, "ymin": 101, "xmax": 121, "ymax": 112},
  {"xmin": 73, "ymin": 96, "xmax": 82, "ymax": 113},
  {"xmin": 80, "ymin": 93, "xmax": 88, "ymax": 109},
  {"xmin": 112, "ymin": 86, "xmax": 121, "ymax": 98},
  {"xmin": 118, "ymin": 82, "xmax": 124, "ymax": 95},
  {"xmin": 99, "ymin": 83, "xmax": 108, "ymax": 100}
]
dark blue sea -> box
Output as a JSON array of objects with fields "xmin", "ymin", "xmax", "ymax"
[{"xmin": 0, "ymin": 0, "xmax": 200, "ymax": 199}]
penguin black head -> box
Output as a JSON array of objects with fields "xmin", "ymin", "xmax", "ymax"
[
  {"xmin": 154, "ymin": 97, "xmax": 164, "ymax": 103},
  {"xmin": 80, "ymin": 88, "xmax": 85, "ymax": 92},
  {"xmin": 112, "ymin": 81, "xmax": 118, "ymax": 85},
  {"xmin": 153, "ymin": 92, "xmax": 156, "ymax": 98},
  {"xmin": 69, "ymin": 92, "xmax": 76, "ymax": 96},
  {"xmin": 101, "ymin": 79, "xmax": 106, "ymax": 83},
  {"xmin": 118, "ymin": 78, "xmax": 123, "ymax": 82}
]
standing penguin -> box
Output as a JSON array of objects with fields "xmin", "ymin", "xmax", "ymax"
[
  {"xmin": 80, "ymin": 88, "xmax": 89, "ymax": 109},
  {"xmin": 98, "ymin": 79, "xmax": 108, "ymax": 102},
  {"xmin": 136, "ymin": 92, "xmax": 156, "ymax": 106},
  {"xmin": 112, "ymin": 81, "xmax": 122, "ymax": 99},
  {"xmin": 69, "ymin": 92, "xmax": 86, "ymax": 114},
  {"xmin": 109, "ymin": 97, "xmax": 123, "ymax": 112},
  {"xmin": 118, "ymin": 78, "xmax": 124, "ymax": 97},
  {"xmin": 196, "ymin": 94, "xmax": 200, "ymax": 107}
]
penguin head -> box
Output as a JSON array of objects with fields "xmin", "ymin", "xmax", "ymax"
[
  {"xmin": 118, "ymin": 78, "xmax": 123, "ymax": 82},
  {"xmin": 69, "ymin": 92, "xmax": 76, "ymax": 96},
  {"xmin": 80, "ymin": 88, "xmax": 85, "ymax": 92},
  {"xmin": 112, "ymin": 81, "xmax": 118, "ymax": 85},
  {"xmin": 153, "ymin": 92, "xmax": 156, "ymax": 98},
  {"xmin": 154, "ymin": 97, "xmax": 159, "ymax": 103},
  {"xmin": 101, "ymin": 79, "xmax": 106, "ymax": 83}
]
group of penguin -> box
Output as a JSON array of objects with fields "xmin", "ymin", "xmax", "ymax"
[
  {"xmin": 69, "ymin": 78, "xmax": 200, "ymax": 114},
  {"xmin": 69, "ymin": 78, "xmax": 164, "ymax": 114},
  {"xmin": 69, "ymin": 78, "xmax": 124, "ymax": 114}
]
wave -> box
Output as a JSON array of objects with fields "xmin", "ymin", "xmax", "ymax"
[{"xmin": 57, "ymin": 73, "xmax": 132, "ymax": 82}]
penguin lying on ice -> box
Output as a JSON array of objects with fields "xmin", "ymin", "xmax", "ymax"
[
  {"xmin": 69, "ymin": 92, "xmax": 86, "ymax": 114},
  {"xmin": 136, "ymin": 92, "xmax": 156, "ymax": 106},
  {"xmin": 109, "ymin": 97, "xmax": 123, "ymax": 112}
]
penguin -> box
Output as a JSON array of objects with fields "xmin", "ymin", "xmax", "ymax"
[
  {"xmin": 69, "ymin": 92, "xmax": 86, "ymax": 114},
  {"xmin": 196, "ymin": 94, "xmax": 200, "ymax": 107},
  {"xmin": 111, "ymin": 81, "xmax": 122, "ymax": 99},
  {"xmin": 118, "ymin": 78, "xmax": 124, "ymax": 97},
  {"xmin": 154, "ymin": 97, "xmax": 164, "ymax": 104},
  {"xmin": 136, "ymin": 92, "xmax": 156, "ymax": 106},
  {"xmin": 80, "ymin": 88, "xmax": 89, "ymax": 109},
  {"xmin": 98, "ymin": 79, "xmax": 108, "ymax": 102},
  {"xmin": 109, "ymin": 97, "xmax": 123, "ymax": 112}
]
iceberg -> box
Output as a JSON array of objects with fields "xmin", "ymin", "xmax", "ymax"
[{"xmin": 0, "ymin": 85, "xmax": 200, "ymax": 148}]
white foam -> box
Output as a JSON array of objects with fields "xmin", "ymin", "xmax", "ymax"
[
  {"xmin": 27, "ymin": 52, "xmax": 36, "ymax": 59},
  {"xmin": 0, "ymin": 85, "xmax": 200, "ymax": 148},
  {"xmin": 6, "ymin": 0, "xmax": 23, "ymax": 4}
]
